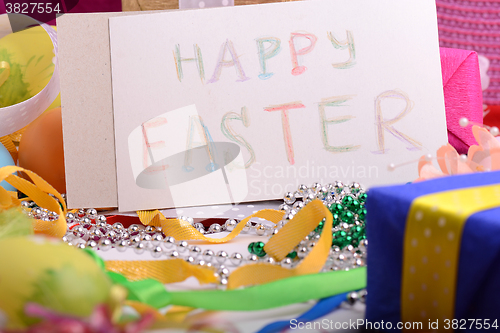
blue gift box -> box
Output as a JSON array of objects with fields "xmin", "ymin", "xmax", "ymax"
[{"xmin": 365, "ymin": 171, "xmax": 500, "ymax": 330}]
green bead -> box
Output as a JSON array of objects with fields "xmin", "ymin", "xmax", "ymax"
[
  {"xmin": 314, "ymin": 219, "xmax": 325, "ymax": 232},
  {"xmin": 252, "ymin": 241, "xmax": 266, "ymax": 257},
  {"xmin": 329, "ymin": 203, "xmax": 344, "ymax": 215},
  {"xmin": 340, "ymin": 210, "xmax": 355, "ymax": 223},
  {"xmin": 248, "ymin": 242, "xmax": 255, "ymax": 254},
  {"xmin": 358, "ymin": 193, "xmax": 368, "ymax": 203},
  {"xmin": 341, "ymin": 195, "xmax": 354, "ymax": 206},
  {"xmin": 357, "ymin": 208, "xmax": 367, "ymax": 220},
  {"xmin": 347, "ymin": 199, "xmax": 360, "ymax": 212},
  {"xmin": 287, "ymin": 251, "xmax": 297, "ymax": 259}
]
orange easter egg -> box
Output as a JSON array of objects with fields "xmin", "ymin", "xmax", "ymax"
[{"xmin": 18, "ymin": 107, "xmax": 66, "ymax": 193}]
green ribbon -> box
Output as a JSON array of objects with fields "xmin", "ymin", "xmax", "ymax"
[{"xmin": 84, "ymin": 249, "xmax": 367, "ymax": 311}]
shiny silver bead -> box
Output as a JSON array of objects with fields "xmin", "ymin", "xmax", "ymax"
[
  {"xmin": 66, "ymin": 212, "xmax": 75, "ymax": 222},
  {"xmin": 333, "ymin": 181, "xmax": 344, "ymax": 194},
  {"xmin": 97, "ymin": 215, "xmax": 107, "ymax": 224},
  {"xmin": 177, "ymin": 240, "xmax": 188, "ymax": 252},
  {"xmin": 278, "ymin": 204, "xmax": 290, "ymax": 212},
  {"xmin": 219, "ymin": 278, "xmax": 228, "ymax": 288},
  {"xmin": 62, "ymin": 233, "xmax": 72, "ymax": 243},
  {"xmin": 242, "ymin": 221, "xmax": 252, "ymax": 233},
  {"xmin": 120, "ymin": 231, "xmax": 130, "ymax": 240},
  {"xmin": 142, "ymin": 234, "xmax": 152, "ymax": 242},
  {"xmin": 230, "ymin": 252, "xmax": 243, "ymax": 266},
  {"xmin": 96, "ymin": 220, "xmax": 107, "ymax": 228},
  {"xmin": 358, "ymin": 239, "xmax": 368, "ymax": 252},
  {"xmin": 297, "ymin": 246, "xmax": 308, "ymax": 259},
  {"xmin": 98, "ymin": 238, "xmax": 112, "ymax": 251},
  {"xmin": 224, "ymin": 219, "xmax": 237, "ymax": 232},
  {"xmin": 151, "ymin": 233, "xmax": 163, "ymax": 245},
  {"xmin": 255, "ymin": 224, "xmax": 266, "ymax": 236},
  {"xmin": 134, "ymin": 242, "xmax": 146, "ymax": 254},
  {"xmin": 128, "ymin": 224, "xmax": 140, "ymax": 233},
  {"xmin": 216, "ymin": 251, "xmax": 228, "ymax": 264},
  {"xmin": 86, "ymin": 240, "xmax": 98, "ymax": 249},
  {"xmin": 185, "ymin": 256, "xmax": 195, "ymax": 264},
  {"xmin": 85, "ymin": 217, "xmax": 95, "ymax": 226},
  {"xmin": 76, "ymin": 243, "xmax": 86, "ymax": 250},
  {"xmin": 73, "ymin": 226, "xmax": 86, "ymax": 238},
  {"xmin": 113, "ymin": 222, "xmax": 124, "ymax": 230},
  {"xmin": 77, "ymin": 208, "xmax": 86, "ymax": 217},
  {"xmin": 311, "ymin": 182, "xmax": 322, "ymax": 192},
  {"xmin": 350, "ymin": 182, "xmax": 361, "ymax": 195},
  {"xmin": 346, "ymin": 292, "xmax": 358, "ymax": 305},
  {"xmin": 193, "ymin": 222, "xmax": 204, "ymax": 231},
  {"xmin": 130, "ymin": 236, "xmax": 141, "ymax": 244},
  {"xmin": 247, "ymin": 254, "xmax": 258, "ymax": 262},
  {"xmin": 292, "ymin": 201, "xmax": 304, "ymax": 210},
  {"xmin": 307, "ymin": 241, "xmax": 316, "ymax": 251},
  {"xmin": 105, "ymin": 230, "xmax": 117, "ymax": 240},
  {"xmin": 265, "ymin": 257, "xmax": 275, "ymax": 264},
  {"xmin": 197, "ymin": 259, "xmax": 206, "ymax": 266},
  {"xmin": 298, "ymin": 184, "xmax": 308, "ymax": 195},
  {"xmin": 203, "ymin": 249, "xmax": 214, "ymax": 262},
  {"xmin": 170, "ymin": 250, "xmax": 179, "ymax": 258},
  {"xmin": 208, "ymin": 223, "xmax": 221, "ymax": 233},
  {"xmin": 86, "ymin": 208, "xmax": 97, "ymax": 218},
  {"xmin": 219, "ymin": 267, "xmax": 230, "ymax": 277},
  {"xmin": 358, "ymin": 290, "xmax": 367, "ymax": 303},
  {"xmin": 145, "ymin": 225, "xmax": 156, "ymax": 233},
  {"xmin": 151, "ymin": 246, "xmax": 163, "ymax": 258},
  {"xmin": 281, "ymin": 257, "xmax": 293, "ymax": 268},
  {"xmin": 116, "ymin": 240, "xmax": 129, "ymax": 252},
  {"xmin": 21, "ymin": 201, "xmax": 30, "ymax": 208},
  {"xmin": 271, "ymin": 229, "xmax": 279, "ymax": 236},
  {"xmin": 190, "ymin": 246, "xmax": 201, "ymax": 257},
  {"xmin": 163, "ymin": 236, "xmax": 175, "ymax": 249},
  {"xmin": 284, "ymin": 191, "xmax": 296, "ymax": 205}
]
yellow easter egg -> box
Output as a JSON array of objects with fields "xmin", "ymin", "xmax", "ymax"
[{"xmin": 0, "ymin": 236, "xmax": 112, "ymax": 329}]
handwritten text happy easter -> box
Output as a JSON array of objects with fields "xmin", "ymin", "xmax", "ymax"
[{"xmin": 164, "ymin": 31, "xmax": 422, "ymax": 168}]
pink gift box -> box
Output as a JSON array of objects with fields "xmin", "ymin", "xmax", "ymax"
[{"xmin": 441, "ymin": 47, "xmax": 483, "ymax": 155}]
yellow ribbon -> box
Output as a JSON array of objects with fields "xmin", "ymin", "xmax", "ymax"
[
  {"xmin": 106, "ymin": 258, "xmax": 217, "ymax": 285},
  {"xmin": 119, "ymin": 200, "xmax": 332, "ymax": 289},
  {"xmin": 0, "ymin": 166, "xmax": 67, "ymax": 238},
  {"xmin": 138, "ymin": 208, "xmax": 285, "ymax": 243},
  {"xmin": 402, "ymin": 184, "xmax": 500, "ymax": 328}
]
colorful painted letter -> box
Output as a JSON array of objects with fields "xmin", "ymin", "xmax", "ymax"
[
  {"xmin": 264, "ymin": 101, "xmax": 306, "ymax": 165},
  {"xmin": 373, "ymin": 90, "xmax": 422, "ymax": 154},
  {"xmin": 318, "ymin": 95, "xmax": 360, "ymax": 153},
  {"xmin": 208, "ymin": 39, "xmax": 250, "ymax": 83},
  {"xmin": 185, "ymin": 115, "xmax": 218, "ymax": 171},
  {"xmin": 289, "ymin": 32, "xmax": 317, "ymax": 76},
  {"xmin": 141, "ymin": 117, "xmax": 169, "ymax": 173},
  {"xmin": 174, "ymin": 44, "xmax": 205, "ymax": 82},
  {"xmin": 327, "ymin": 30, "xmax": 356, "ymax": 69},
  {"xmin": 256, "ymin": 37, "xmax": 281, "ymax": 80},
  {"xmin": 221, "ymin": 106, "xmax": 256, "ymax": 168}
]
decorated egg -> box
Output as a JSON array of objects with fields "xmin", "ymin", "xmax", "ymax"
[
  {"xmin": 0, "ymin": 236, "xmax": 114, "ymax": 329},
  {"xmin": 0, "ymin": 143, "xmax": 16, "ymax": 191},
  {"xmin": 18, "ymin": 107, "xmax": 66, "ymax": 193}
]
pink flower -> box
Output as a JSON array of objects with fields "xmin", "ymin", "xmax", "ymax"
[{"xmin": 416, "ymin": 125, "xmax": 500, "ymax": 181}]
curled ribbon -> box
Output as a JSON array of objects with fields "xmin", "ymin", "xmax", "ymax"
[
  {"xmin": 0, "ymin": 165, "xmax": 67, "ymax": 238},
  {"xmin": 109, "ymin": 199, "xmax": 332, "ymax": 290}
]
